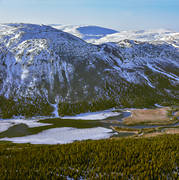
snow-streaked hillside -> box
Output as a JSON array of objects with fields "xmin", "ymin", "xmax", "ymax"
[
  {"xmin": 0, "ymin": 23, "xmax": 97, "ymax": 99},
  {"xmin": 0, "ymin": 23, "xmax": 178, "ymax": 118}
]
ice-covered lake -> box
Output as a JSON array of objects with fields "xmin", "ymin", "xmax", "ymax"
[
  {"xmin": 1, "ymin": 127, "xmax": 114, "ymax": 144},
  {"xmin": 0, "ymin": 109, "xmax": 121, "ymax": 144}
]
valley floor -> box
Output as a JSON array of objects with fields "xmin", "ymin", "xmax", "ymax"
[{"xmin": 0, "ymin": 106, "xmax": 178, "ymax": 144}]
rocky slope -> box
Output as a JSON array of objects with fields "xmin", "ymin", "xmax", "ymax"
[{"xmin": 0, "ymin": 23, "xmax": 178, "ymax": 118}]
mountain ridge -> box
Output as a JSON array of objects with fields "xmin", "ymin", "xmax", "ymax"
[{"xmin": 51, "ymin": 24, "xmax": 179, "ymax": 47}]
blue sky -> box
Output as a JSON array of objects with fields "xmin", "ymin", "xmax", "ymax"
[{"xmin": 0, "ymin": 0, "xmax": 179, "ymax": 30}]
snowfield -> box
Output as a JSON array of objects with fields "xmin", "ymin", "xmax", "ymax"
[
  {"xmin": 62, "ymin": 110, "xmax": 121, "ymax": 120},
  {"xmin": 0, "ymin": 127, "xmax": 114, "ymax": 144},
  {"xmin": 89, "ymin": 29, "xmax": 179, "ymax": 45}
]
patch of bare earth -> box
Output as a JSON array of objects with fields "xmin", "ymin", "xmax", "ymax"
[
  {"xmin": 140, "ymin": 128, "xmax": 179, "ymax": 138},
  {"xmin": 123, "ymin": 107, "xmax": 173, "ymax": 125}
]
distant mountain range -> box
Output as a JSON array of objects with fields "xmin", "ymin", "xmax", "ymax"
[
  {"xmin": 0, "ymin": 23, "xmax": 178, "ymax": 118},
  {"xmin": 51, "ymin": 24, "xmax": 118, "ymax": 40},
  {"xmin": 52, "ymin": 24, "xmax": 179, "ymax": 47}
]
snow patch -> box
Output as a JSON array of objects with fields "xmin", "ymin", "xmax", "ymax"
[
  {"xmin": 21, "ymin": 67, "xmax": 29, "ymax": 80},
  {"xmin": 51, "ymin": 96, "xmax": 60, "ymax": 117},
  {"xmin": 0, "ymin": 123, "xmax": 13, "ymax": 133},
  {"xmin": 154, "ymin": 104, "xmax": 164, "ymax": 108}
]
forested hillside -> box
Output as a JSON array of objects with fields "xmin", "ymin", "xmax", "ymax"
[{"xmin": 0, "ymin": 134, "xmax": 179, "ymax": 179}]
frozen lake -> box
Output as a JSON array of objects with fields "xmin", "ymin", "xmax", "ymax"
[
  {"xmin": 0, "ymin": 109, "xmax": 122, "ymax": 144},
  {"xmin": 1, "ymin": 127, "xmax": 114, "ymax": 144}
]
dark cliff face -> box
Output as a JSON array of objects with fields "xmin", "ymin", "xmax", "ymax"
[{"xmin": 0, "ymin": 23, "xmax": 178, "ymax": 118}]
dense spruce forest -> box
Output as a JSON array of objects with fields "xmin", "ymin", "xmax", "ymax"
[
  {"xmin": 0, "ymin": 81, "xmax": 178, "ymax": 118},
  {"xmin": 0, "ymin": 134, "xmax": 179, "ymax": 179}
]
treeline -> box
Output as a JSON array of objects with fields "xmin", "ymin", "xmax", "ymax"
[
  {"xmin": 0, "ymin": 78, "xmax": 178, "ymax": 118},
  {"xmin": 0, "ymin": 96, "xmax": 53, "ymax": 119},
  {"xmin": 58, "ymin": 81, "xmax": 179, "ymax": 116},
  {"xmin": 0, "ymin": 134, "xmax": 179, "ymax": 179}
]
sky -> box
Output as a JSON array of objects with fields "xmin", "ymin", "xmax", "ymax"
[{"xmin": 0, "ymin": 0, "xmax": 179, "ymax": 31}]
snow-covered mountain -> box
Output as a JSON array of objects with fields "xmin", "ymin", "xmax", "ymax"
[
  {"xmin": 91, "ymin": 29, "xmax": 179, "ymax": 47},
  {"xmin": 0, "ymin": 23, "xmax": 178, "ymax": 118},
  {"xmin": 52, "ymin": 25, "xmax": 179, "ymax": 48},
  {"xmin": 51, "ymin": 24, "xmax": 118, "ymax": 41}
]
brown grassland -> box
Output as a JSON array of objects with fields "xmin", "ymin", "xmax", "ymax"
[{"xmin": 123, "ymin": 107, "xmax": 178, "ymax": 125}]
